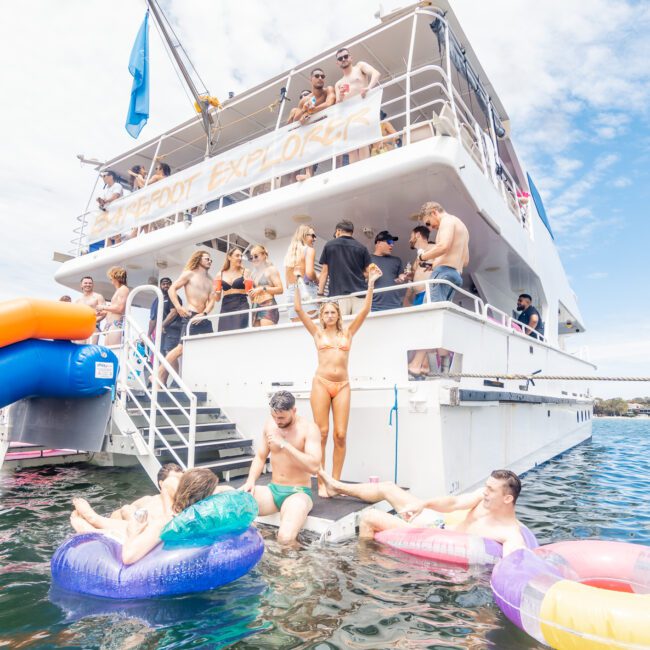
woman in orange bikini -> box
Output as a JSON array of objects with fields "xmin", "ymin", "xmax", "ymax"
[{"xmin": 294, "ymin": 265, "xmax": 382, "ymax": 496}]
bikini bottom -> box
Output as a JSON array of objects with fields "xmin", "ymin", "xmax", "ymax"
[{"xmin": 314, "ymin": 375, "xmax": 350, "ymax": 399}]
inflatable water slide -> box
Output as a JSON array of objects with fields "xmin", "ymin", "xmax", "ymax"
[{"xmin": 0, "ymin": 299, "xmax": 119, "ymax": 464}]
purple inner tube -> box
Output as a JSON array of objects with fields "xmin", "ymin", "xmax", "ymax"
[{"xmin": 51, "ymin": 526, "xmax": 264, "ymax": 599}]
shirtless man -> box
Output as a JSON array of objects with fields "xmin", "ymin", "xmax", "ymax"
[
  {"xmin": 97, "ymin": 267, "xmax": 129, "ymax": 346},
  {"xmin": 292, "ymin": 68, "xmax": 336, "ymax": 181},
  {"xmin": 286, "ymin": 90, "xmax": 312, "ymax": 124},
  {"xmin": 418, "ymin": 202, "xmax": 469, "ymax": 302},
  {"xmin": 406, "ymin": 225, "xmax": 434, "ymax": 307},
  {"xmin": 240, "ymin": 391, "xmax": 321, "ymax": 545},
  {"xmin": 320, "ymin": 469, "xmax": 526, "ymax": 556},
  {"xmin": 334, "ymin": 47, "xmax": 380, "ymax": 163},
  {"xmin": 158, "ymin": 250, "xmax": 215, "ymax": 386},
  {"xmin": 76, "ymin": 276, "xmax": 105, "ymax": 343}
]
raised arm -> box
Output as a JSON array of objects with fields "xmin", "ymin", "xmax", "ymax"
[
  {"xmin": 293, "ymin": 280, "xmax": 319, "ymax": 336},
  {"xmin": 347, "ymin": 264, "xmax": 380, "ymax": 337}
]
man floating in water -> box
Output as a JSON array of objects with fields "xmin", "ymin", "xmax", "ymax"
[
  {"xmin": 319, "ymin": 469, "xmax": 526, "ymax": 555},
  {"xmin": 240, "ymin": 391, "xmax": 321, "ymax": 545}
]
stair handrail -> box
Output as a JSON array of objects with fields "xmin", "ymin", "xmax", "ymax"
[{"xmin": 122, "ymin": 285, "xmax": 198, "ymax": 469}]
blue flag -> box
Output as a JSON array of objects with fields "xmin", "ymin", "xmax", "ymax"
[{"xmin": 125, "ymin": 12, "xmax": 149, "ymax": 138}]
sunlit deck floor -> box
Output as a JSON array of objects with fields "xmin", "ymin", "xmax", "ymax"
[{"xmin": 227, "ymin": 474, "xmax": 374, "ymax": 542}]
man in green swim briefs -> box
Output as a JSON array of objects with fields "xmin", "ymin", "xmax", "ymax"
[{"xmin": 240, "ymin": 391, "xmax": 321, "ymax": 544}]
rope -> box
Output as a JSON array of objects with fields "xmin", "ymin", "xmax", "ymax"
[{"xmin": 428, "ymin": 374, "xmax": 650, "ymax": 382}]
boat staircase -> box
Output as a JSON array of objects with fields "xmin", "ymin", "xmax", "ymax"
[{"xmin": 105, "ymin": 286, "xmax": 256, "ymax": 485}]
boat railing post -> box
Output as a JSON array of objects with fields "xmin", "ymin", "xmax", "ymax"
[
  {"xmin": 442, "ymin": 16, "xmax": 461, "ymax": 135},
  {"xmin": 404, "ymin": 13, "xmax": 418, "ymax": 146},
  {"xmin": 144, "ymin": 137, "xmax": 163, "ymax": 186}
]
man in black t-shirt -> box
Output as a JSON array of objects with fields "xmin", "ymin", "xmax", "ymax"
[
  {"xmin": 319, "ymin": 220, "xmax": 371, "ymax": 315},
  {"xmin": 515, "ymin": 293, "xmax": 544, "ymax": 339},
  {"xmin": 370, "ymin": 230, "xmax": 405, "ymax": 311},
  {"xmin": 149, "ymin": 277, "xmax": 183, "ymax": 355}
]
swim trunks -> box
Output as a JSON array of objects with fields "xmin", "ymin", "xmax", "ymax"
[
  {"xmin": 178, "ymin": 312, "xmax": 214, "ymax": 337},
  {"xmin": 268, "ymin": 483, "xmax": 313, "ymax": 510},
  {"xmin": 413, "ymin": 291, "xmax": 425, "ymax": 306}
]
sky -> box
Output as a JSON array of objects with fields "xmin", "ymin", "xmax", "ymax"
[{"xmin": 0, "ymin": 0, "xmax": 648, "ymax": 399}]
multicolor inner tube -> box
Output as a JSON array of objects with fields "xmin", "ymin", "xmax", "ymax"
[
  {"xmin": 375, "ymin": 521, "xmax": 538, "ymax": 568},
  {"xmin": 491, "ymin": 540, "xmax": 650, "ymax": 649}
]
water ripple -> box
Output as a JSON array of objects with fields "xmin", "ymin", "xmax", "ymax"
[{"xmin": 0, "ymin": 419, "xmax": 648, "ymax": 648}]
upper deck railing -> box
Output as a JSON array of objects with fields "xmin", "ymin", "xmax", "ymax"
[{"xmin": 71, "ymin": 7, "xmax": 531, "ymax": 255}]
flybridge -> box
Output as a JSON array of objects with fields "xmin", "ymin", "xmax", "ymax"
[{"xmin": 89, "ymin": 93, "xmax": 383, "ymax": 244}]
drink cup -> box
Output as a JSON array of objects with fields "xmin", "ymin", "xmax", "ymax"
[
  {"xmin": 368, "ymin": 475, "xmax": 379, "ymax": 484},
  {"xmin": 341, "ymin": 83, "xmax": 350, "ymax": 95},
  {"xmin": 244, "ymin": 278, "xmax": 254, "ymax": 292},
  {"xmin": 213, "ymin": 277, "xmax": 222, "ymax": 292}
]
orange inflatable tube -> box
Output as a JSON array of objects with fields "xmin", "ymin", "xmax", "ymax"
[{"xmin": 0, "ymin": 298, "xmax": 96, "ymax": 348}]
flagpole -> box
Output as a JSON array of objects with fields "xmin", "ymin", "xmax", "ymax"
[{"xmin": 145, "ymin": 0, "xmax": 213, "ymax": 150}]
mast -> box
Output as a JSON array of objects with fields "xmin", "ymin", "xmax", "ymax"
[{"xmin": 145, "ymin": 0, "xmax": 214, "ymax": 152}]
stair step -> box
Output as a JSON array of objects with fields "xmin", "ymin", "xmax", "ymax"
[
  {"xmin": 196, "ymin": 455, "xmax": 255, "ymax": 473},
  {"xmin": 127, "ymin": 391, "xmax": 208, "ymax": 406},
  {"xmin": 128, "ymin": 405, "xmax": 221, "ymax": 418},
  {"xmin": 152, "ymin": 421, "xmax": 235, "ymax": 436},
  {"xmin": 156, "ymin": 438, "xmax": 253, "ymax": 453}
]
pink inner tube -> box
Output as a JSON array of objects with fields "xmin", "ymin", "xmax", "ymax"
[{"xmin": 376, "ymin": 524, "xmax": 538, "ymax": 568}]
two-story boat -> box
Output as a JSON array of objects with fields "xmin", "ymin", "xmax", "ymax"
[{"xmin": 46, "ymin": 1, "xmax": 594, "ymax": 539}]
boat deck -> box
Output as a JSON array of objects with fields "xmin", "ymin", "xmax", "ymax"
[{"xmin": 227, "ymin": 474, "xmax": 380, "ymax": 542}]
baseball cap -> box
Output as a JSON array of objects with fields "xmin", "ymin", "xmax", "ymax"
[{"xmin": 375, "ymin": 230, "xmax": 399, "ymax": 243}]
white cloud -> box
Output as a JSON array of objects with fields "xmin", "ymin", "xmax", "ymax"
[
  {"xmin": 585, "ymin": 271, "xmax": 608, "ymax": 280},
  {"xmin": 612, "ymin": 176, "xmax": 632, "ymax": 188}
]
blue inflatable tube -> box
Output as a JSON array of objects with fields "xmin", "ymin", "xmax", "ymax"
[
  {"xmin": 0, "ymin": 340, "xmax": 118, "ymax": 409},
  {"xmin": 51, "ymin": 527, "xmax": 264, "ymax": 599}
]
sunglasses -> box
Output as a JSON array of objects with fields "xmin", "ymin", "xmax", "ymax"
[
  {"xmin": 313, "ymin": 73, "xmax": 325, "ymax": 79},
  {"xmin": 337, "ymin": 54, "xmax": 349, "ymax": 62},
  {"xmin": 251, "ymin": 254, "xmax": 264, "ymax": 260}
]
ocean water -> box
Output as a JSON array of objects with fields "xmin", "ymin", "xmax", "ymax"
[{"xmin": 0, "ymin": 418, "xmax": 648, "ymax": 649}]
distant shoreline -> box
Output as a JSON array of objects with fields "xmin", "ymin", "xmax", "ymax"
[{"xmin": 596, "ymin": 415, "xmax": 650, "ymax": 420}]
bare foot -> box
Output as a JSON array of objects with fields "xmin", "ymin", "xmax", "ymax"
[
  {"xmin": 72, "ymin": 497, "xmax": 94, "ymax": 521},
  {"xmin": 70, "ymin": 511, "xmax": 96, "ymax": 534},
  {"xmin": 317, "ymin": 470, "xmax": 341, "ymax": 498}
]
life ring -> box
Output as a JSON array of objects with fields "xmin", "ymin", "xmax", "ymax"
[
  {"xmin": 51, "ymin": 526, "xmax": 264, "ymax": 599},
  {"xmin": 376, "ymin": 517, "xmax": 538, "ymax": 568},
  {"xmin": 491, "ymin": 540, "xmax": 650, "ymax": 649}
]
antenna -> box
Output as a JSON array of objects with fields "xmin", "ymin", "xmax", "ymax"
[{"xmin": 145, "ymin": 0, "xmax": 216, "ymax": 152}]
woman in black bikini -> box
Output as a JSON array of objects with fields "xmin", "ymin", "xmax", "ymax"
[
  {"xmin": 293, "ymin": 264, "xmax": 381, "ymax": 496},
  {"xmin": 214, "ymin": 248, "xmax": 251, "ymax": 332},
  {"xmin": 249, "ymin": 244, "xmax": 283, "ymax": 327}
]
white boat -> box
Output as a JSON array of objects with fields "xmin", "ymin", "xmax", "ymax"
[{"xmin": 44, "ymin": 2, "xmax": 593, "ymax": 538}]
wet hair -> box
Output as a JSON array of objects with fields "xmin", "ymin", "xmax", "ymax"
[
  {"xmin": 156, "ymin": 162, "xmax": 171, "ymax": 176},
  {"xmin": 412, "ymin": 225, "xmax": 430, "ymax": 240},
  {"xmin": 172, "ymin": 468, "xmax": 218, "ymax": 514},
  {"xmin": 420, "ymin": 201, "xmax": 444, "ymax": 219},
  {"xmin": 336, "ymin": 47, "xmax": 349, "ymax": 57},
  {"xmin": 518, "ymin": 293, "xmax": 532, "ymax": 302},
  {"xmin": 490, "ymin": 469, "xmax": 521, "ymax": 503},
  {"xmin": 311, "ymin": 67, "xmax": 325, "ymax": 77},
  {"xmin": 284, "ymin": 224, "xmax": 313, "ymax": 268},
  {"xmin": 269, "ymin": 390, "xmax": 296, "ymax": 412},
  {"xmin": 157, "ymin": 463, "xmax": 182, "ymax": 487},
  {"xmin": 335, "ymin": 220, "xmax": 354, "ymax": 234},
  {"xmin": 81, "ymin": 276, "xmax": 93, "ymax": 283},
  {"xmin": 107, "ymin": 266, "xmax": 127, "ymax": 285},
  {"xmin": 319, "ymin": 300, "xmax": 343, "ymax": 333},
  {"xmin": 221, "ymin": 247, "xmax": 243, "ymax": 272},
  {"xmin": 185, "ymin": 250, "xmax": 210, "ymax": 271}
]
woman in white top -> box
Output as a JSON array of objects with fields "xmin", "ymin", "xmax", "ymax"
[{"xmin": 284, "ymin": 225, "xmax": 319, "ymax": 322}]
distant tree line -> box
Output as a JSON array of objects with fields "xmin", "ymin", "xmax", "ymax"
[{"xmin": 594, "ymin": 398, "xmax": 628, "ymax": 416}]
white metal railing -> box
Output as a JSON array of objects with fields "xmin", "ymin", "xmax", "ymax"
[
  {"xmin": 177, "ymin": 277, "xmax": 552, "ymax": 349},
  {"xmin": 71, "ymin": 8, "xmax": 530, "ymax": 254},
  {"xmin": 117, "ymin": 285, "xmax": 199, "ymax": 469}
]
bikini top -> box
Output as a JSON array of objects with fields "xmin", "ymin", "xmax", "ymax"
[
  {"xmin": 252, "ymin": 267, "xmax": 272, "ymax": 287},
  {"xmin": 317, "ymin": 335, "xmax": 351, "ymax": 352},
  {"xmin": 221, "ymin": 274, "xmax": 245, "ymax": 291}
]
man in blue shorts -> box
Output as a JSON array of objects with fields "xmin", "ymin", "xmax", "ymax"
[{"xmin": 418, "ymin": 202, "xmax": 469, "ymax": 302}]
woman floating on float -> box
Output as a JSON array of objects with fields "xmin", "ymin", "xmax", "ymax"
[
  {"xmin": 52, "ymin": 468, "xmax": 263, "ymax": 598},
  {"xmin": 491, "ymin": 539, "xmax": 650, "ymax": 649},
  {"xmin": 294, "ymin": 264, "xmax": 382, "ymax": 497}
]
